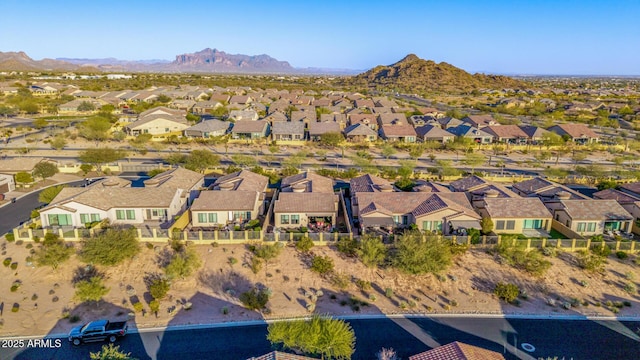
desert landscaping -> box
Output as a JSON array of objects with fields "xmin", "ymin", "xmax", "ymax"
[{"xmin": 1, "ymin": 236, "xmax": 639, "ymax": 338}]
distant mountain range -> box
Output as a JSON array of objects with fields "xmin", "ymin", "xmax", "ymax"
[
  {"xmin": 0, "ymin": 50, "xmax": 525, "ymax": 91},
  {"xmin": 0, "ymin": 48, "xmax": 357, "ymax": 75},
  {"xmin": 351, "ymin": 54, "xmax": 525, "ymax": 92}
]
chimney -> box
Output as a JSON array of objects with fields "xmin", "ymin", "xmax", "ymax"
[
  {"xmin": 219, "ymin": 182, "xmax": 234, "ymax": 191},
  {"xmin": 556, "ymin": 191, "xmax": 571, "ymax": 200},
  {"xmin": 379, "ymin": 184, "xmax": 393, "ymax": 192},
  {"xmin": 484, "ymin": 189, "xmax": 499, "ymax": 198},
  {"xmin": 292, "ymin": 183, "xmax": 306, "ymax": 193}
]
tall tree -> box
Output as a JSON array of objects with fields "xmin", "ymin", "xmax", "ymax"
[
  {"xmin": 79, "ymin": 148, "xmax": 128, "ymax": 174},
  {"xmin": 185, "ymin": 150, "xmax": 220, "ymax": 173},
  {"xmin": 33, "ymin": 162, "xmax": 59, "ymax": 180},
  {"xmin": 462, "ymin": 153, "xmax": 486, "ymax": 175},
  {"xmin": 392, "ymin": 232, "xmax": 453, "ymax": 275}
]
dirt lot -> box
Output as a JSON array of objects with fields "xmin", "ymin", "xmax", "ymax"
[{"xmin": 0, "ymin": 239, "xmax": 639, "ymax": 337}]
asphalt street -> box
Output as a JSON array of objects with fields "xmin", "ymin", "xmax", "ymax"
[{"xmin": 2, "ymin": 317, "xmax": 639, "ymax": 360}]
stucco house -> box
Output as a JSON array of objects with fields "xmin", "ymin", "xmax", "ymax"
[
  {"xmin": 546, "ymin": 199, "xmax": 633, "ymax": 236},
  {"xmin": 548, "ymin": 124, "xmax": 599, "ymax": 144},
  {"xmin": 271, "ymin": 121, "xmax": 305, "ymax": 142},
  {"xmin": 476, "ymin": 197, "xmax": 552, "ymax": 237},
  {"xmin": 190, "ymin": 170, "xmax": 269, "ymax": 228},
  {"xmin": 39, "ymin": 167, "xmax": 204, "ymax": 228},
  {"xmin": 125, "ymin": 106, "xmax": 189, "ymax": 136},
  {"xmin": 274, "ymin": 172, "xmax": 338, "ymax": 230},
  {"xmin": 184, "ymin": 119, "xmax": 230, "ymax": 138},
  {"xmin": 231, "ymin": 120, "xmax": 269, "ymax": 140}
]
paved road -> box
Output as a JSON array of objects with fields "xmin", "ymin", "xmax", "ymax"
[
  {"xmin": 2, "ymin": 317, "xmax": 639, "ymax": 360},
  {"xmin": 0, "ymin": 180, "xmax": 90, "ymax": 236}
]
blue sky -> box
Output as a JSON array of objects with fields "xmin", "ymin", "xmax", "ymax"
[{"xmin": 1, "ymin": 0, "xmax": 638, "ymax": 75}]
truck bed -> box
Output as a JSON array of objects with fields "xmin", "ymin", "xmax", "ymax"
[{"xmin": 105, "ymin": 321, "xmax": 127, "ymax": 331}]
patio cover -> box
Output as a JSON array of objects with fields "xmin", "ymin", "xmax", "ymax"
[
  {"xmin": 361, "ymin": 217, "xmax": 395, "ymax": 228},
  {"xmin": 449, "ymin": 219, "xmax": 481, "ymax": 231}
]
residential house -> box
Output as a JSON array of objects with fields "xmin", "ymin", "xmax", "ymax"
[
  {"xmin": 319, "ymin": 113, "xmax": 347, "ymax": 129},
  {"xmin": 0, "ymin": 157, "xmax": 47, "ymax": 174},
  {"xmin": 308, "ymin": 122, "xmax": 342, "ymax": 141},
  {"xmin": 548, "ymin": 124, "xmax": 599, "ymax": 144},
  {"xmin": 170, "ymin": 99, "xmax": 196, "ymax": 112},
  {"xmin": 58, "ymin": 99, "xmax": 106, "ymax": 114},
  {"xmin": 354, "ymin": 191, "xmax": 481, "ymax": 234},
  {"xmin": 379, "ymin": 124, "xmax": 417, "ymax": 143},
  {"xmin": 618, "ymin": 182, "xmax": 640, "ymax": 198},
  {"xmin": 377, "ymin": 113, "xmax": 409, "ymax": 127},
  {"xmin": 343, "ymin": 123, "xmax": 378, "ymax": 142},
  {"xmin": 125, "ymin": 107, "xmax": 189, "ymax": 136},
  {"xmin": 291, "ymin": 110, "xmax": 316, "ymax": 124},
  {"xmin": 229, "ymin": 95, "xmax": 253, "ymax": 106},
  {"xmin": 593, "ymin": 188, "xmax": 640, "ymax": 233},
  {"xmin": 446, "ymin": 125, "xmax": 494, "ymax": 144},
  {"xmin": 348, "ymin": 114, "xmax": 378, "ymax": 130},
  {"xmin": 476, "ymin": 197, "xmax": 552, "ymax": 236},
  {"xmin": 231, "ymin": 120, "xmax": 269, "ymax": 140},
  {"xmin": 482, "ymin": 125, "xmax": 529, "ymax": 144},
  {"xmin": 438, "ymin": 117, "xmax": 464, "ymax": 129},
  {"xmin": 262, "ymin": 111, "xmax": 288, "ymax": 125},
  {"xmin": 271, "ymin": 121, "xmax": 305, "ymax": 142},
  {"xmin": 183, "ymin": 120, "xmax": 230, "ymax": 138},
  {"xmin": 409, "ymin": 341, "xmax": 505, "ymax": 360},
  {"xmin": 192, "ymin": 101, "xmax": 223, "ymax": 115},
  {"xmin": 354, "ymin": 99, "xmax": 375, "ymax": 109},
  {"xmin": 229, "ymin": 109, "xmax": 259, "ymax": 121},
  {"xmin": 546, "ymin": 199, "xmax": 633, "ymax": 236},
  {"xmin": 409, "ymin": 115, "xmax": 440, "ymax": 127},
  {"xmin": 461, "ymin": 115, "xmax": 498, "ymax": 129},
  {"xmin": 511, "ymin": 177, "xmax": 589, "ymax": 203},
  {"xmin": 415, "ymin": 125, "xmax": 455, "ymax": 143},
  {"xmin": 349, "ymin": 174, "xmax": 396, "ymax": 215},
  {"xmin": 39, "ymin": 167, "xmax": 204, "ymax": 228},
  {"xmin": 190, "ymin": 170, "xmax": 268, "ymax": 228},
  {"xmin": 449, "ymin": 175, "xmax": 518, "ymax": 206},
  {"xmin": 274, "ymin": 172, "xmax": 338, "ymax": 230},
  {"xmin": 519, "ymin": 125, "xmax": 549, "ymax": 144}
]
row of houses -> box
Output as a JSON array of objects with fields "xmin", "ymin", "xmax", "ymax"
[{"xmin": 35, "ymin": 166, "xmax": 640, "ymax": 240}]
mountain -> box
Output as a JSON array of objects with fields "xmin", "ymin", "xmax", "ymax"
[
  {"xmin": 352, "ymin": 54, "xmax": 525, "ymax": 92},
  {"xmin": 168, "ymin": 48, "xmax": 294, "ymax": 73},
  {"xmin": 0, "ymin": 51, "xmax": 81, "ymax": 71}
]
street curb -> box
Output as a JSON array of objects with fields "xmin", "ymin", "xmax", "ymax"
[{"xmin": 1, "ymin": 313, "xmax": 639, "ymax": 340}]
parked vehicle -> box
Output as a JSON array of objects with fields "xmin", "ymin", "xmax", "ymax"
[{"xmin": 68, "ymin": 319, "xmax": 128, "ymax": 346}]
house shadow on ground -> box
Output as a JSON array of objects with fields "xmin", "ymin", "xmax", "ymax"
[{"xmin": 10, "ymin": 301, "xmax": 150, "ymax": 360}]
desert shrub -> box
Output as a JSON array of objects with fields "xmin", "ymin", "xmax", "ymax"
[
  {"xmin": 3, "ymin": 258, "xmax": 11, "ymax": 267},
  {"xmin": 616, "ymin": 251, "xmax": 628, "ymax": 260},
  {"xmin": 165, "ymin": 247, "xmax": 202, "ymax": 280},
  {"xmin": 5, "ymin": 233, "xmax": 15, "ymax": 242},
  {"xmin": 385, "ymin": 288, "xmax": 394, "ymax": 298},
  {"xmin": 74, "ymin": 277, "xmax": 109, "ymax": 303},
  {"xmin": 221, "ymin": 306, "xmax": 229, "ymax": 315},
  {"xmin": 80, "ymin": 228, "xmax": 140, "ymax": 266},
  {"xmin": 577, "ymin": 250, "xmax": 606, "ymax": 273},
  {"xmin": 149, "ymin": 299, "xmax": 160, "ymax": 315},
  {"xmin": 623, "ymin": 282, "xmax": 637, "ymax": 294},
  {"xmin": 34, "ymin": 236, "xmax": 74, "ymax": 270},
  {"xmin": 331, "ymin": 272, "xmax": 350, "ymax": 290},
  {"xmin": 495, "ymin": 242, "xmax": 551, "ymax": 276},
  {"xmin": 392, "ymin": 232, "xmax": 453, "ymax": 275},
  {"xmin": 132, "ymin": 302, "xmax": 144, "ymax": 312},
  {"xmin": 336, "ymin": 237, "xmax": 359, "ymax": 257},
  {"xmin": 11, "ymin": 303, "xmax": 19, "ymax": 313},
  {"xmin": 494, "ymin": 282, "xmax": 520, "ymax": 303},
  {"xmin": 146, "ymin": 242, "xmax": 154, "ymax": 250},
  {"xmin": 591, "ymin": 245, "xmax": 611, "ymax": 257},
  {"xmin": 250, "ymin": 257, "xmax": 263, "ymax": 274},
  {"xmin": 10, "ymin": 262, "xmax": 17, "ymax": 270},
  {"xmin": 149, "ymin": 278, "xmax": 170, "ymax": 300},
  {"xmin": 239, "ymin": 287, "xmax": 270, "ymax": 311},
  {"xmin": 542, "ymin": 247, "xmax": 557, "ymax": 257},
  {"xmin": 69, "ymin": 315, "xmax": 81, "ymax": 323},
  {"xmin": 228, "ymin": 257, "xmax": 238, "ymax": 266},
  {"xmin": 295, "ymin": 237, "xmax": 315, "ymax": 253},
  {"xmin": 311, "ymin": 255, "xmax": 334, "ymax": 275},
  {"xmin": 355, "ymin": 279, "xmax": 371, "ymax": 291}
]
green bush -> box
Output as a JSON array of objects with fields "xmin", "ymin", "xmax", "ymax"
[
  {"xmin": 295, "ymin": 237, "xmax": 314, "ymax": 253},
  {"xmin": 623, "ymin": 282, "xmax": 637, "ymax": 294},
  {"xmin": 591, "ymin": 245, "xmax": 611, "ymax": 257},
  {"xmin": 11, "ymin": 304, "xmax": 19, "ymax": 313},
  {"xmin": 616, "ymin": 251, "xmax": 628, "ymax": 260},
  {"xmin": 310, "ymin": 255, "xmax": 334, "ymax": 275},
  {"xmin": 494, "ymin": 282, "xmax": 520, "ymax": 303},
  {"xmin": 239, "ymin": 288, "xmax": 270, "ymax": 311},
  {"xmin": 3, "ymin": 258, "xmax": 11, "ymax": 267},
  {"xmin": 228, "ymin": 257, "xmax": 238, "ymax": 266},
  {"xmin": 577, "ymin": 250, "xmax": 606, "ymax": 273},
  {"xmin": 80, "ymin": 228, "xmax": 140, "ymax": 266},
  {"xmin": 149, "ymin": 278, "xmax": 170, "ymax": 300},
  {"xmin": 132, "ymin": 302, "xmax": 144, "ymax": 312},
  {"xmin": 495, "ymin": 242, "xmax": 551, "ymax": 277},
  {"xmin": 10, "ymin": 262, "xmax": 17, "ymax": 270},
  {"xmin": 149, "ymin": 300, "xmax": 160, "ymax": 315},
  {"xmin": 5, "ymin": 233, "xmax": 15, "ymax": 242},
  {"xmin": 336, "ymin": 237, "xmax": 359, "ymax": 257}
]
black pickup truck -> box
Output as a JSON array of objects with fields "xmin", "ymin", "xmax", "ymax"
[{"xmin": 68, "ymin": 319, "xmax": 128, "ymax": 346}]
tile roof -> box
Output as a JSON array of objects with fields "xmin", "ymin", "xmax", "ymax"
[
  {"xmin": 191, "ymin": 190, "xmax": 259, "ymax": 211},
  {"xmin": 185, "ymin": 119, "xmax": 230, "ymax": 133},
  {"xmin": 139, "ymin": 106, "xmax": 186, "ymax": 118},
  {"xmin": 212, "ymin": 170, "xmax": 269, "ymax": 192},
  {"xmin": 380, "ymin": 124, "xmax": 417, "ymax": 137},
  {"xmin": 281, "ymin": 171, "xmax": 334, "ymax": 193},
  {"xmin": 308, "ymin": 121, "xmax": 341, "ymax": 136},
  {"xmin": 232, "ymin": 120, "xmax": 268, "ymax": 134},
  {"xmin": 271, "ymin": 121, "xmax": 305, "ymax": 135},
  {"xmin": 446, "ymin": 125, "xmax": 493, "ymax": 139},
  {"xmin": 378, "ymin": 113, "xmax": 409, "ymax": 125},
  {"xmin": 449, "ymin": 176, "xmax": 488, "ymax": 192},
  {"xmin": 558, "ymin": 200, "xmax": 633, "ymax": 220},
  {"xmin": 619, "ymin": 182, "xmax": 640, "ymax": 196},
  {"xmin": 519, "ymin": 125, "xmax": 549, "ymax": 138},
  {"xmin": 356, "ymin": 192, "xmax": 479, "ymax": 219},
  {"xmin": 512, "ymin": 177, "xmax": 588, "ymax": 200},
  {"xmin": 274, "ymin": 192, "xmax": 338, "ymax": 213},
  {"xmin": 350, "ymin": 174, "xmax": 394, "ymax": 193},
  {"xmin": 481, "ymin": 197, "xmax": 551, "ymax": 218},
  {"xmin": 511, "ymin": 177, "xmax": 555, "ymax": 194},
  {"xmin": 593, "ymin": 188, "xmax": 640, "ymax": 204},
  {"xmin": 415, "ymin": 125, "xmax": 455, "ymax": 139},
  {"xmin": 482, "ymin": 125, "xmax": 528, "ymax": 139},
  {"xmin": 344, "ymin": 123, "xmax": 378, "ymax": 137},
  {"xmin": 548, "ymin": 123, "xmax": 598, "ymax": 138},
  {"xmin": 247, "ymin": 350, "xmax": 319, "ymax": 360},
  {"xmin": 409, "ymin": 341, "xmax": 505, "ymax": 360}
]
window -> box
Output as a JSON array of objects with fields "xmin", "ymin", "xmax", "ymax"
[
  {"xmin": 152, "ymin": 209, "xmax": 167, "ymax": 217},
  {"xmin": 587, "ymin": 222, "xmax": 596, "ymax": 232},
  {"xmin": 506, "ymin": 220, "xmax": 515, "ymax": 230},
  {"xmin": 116, "ymin": 210, "xmax": 125, "ymax": 220},
  {"xmin": 233, "ymin": 211, "xmax": 250, "ymax": 221},
  {"xmin": 126, "ymin": 210, "xmax": 135, "ymax": 220},
  {"xmin": 523, "ymin": 219, "xmax": 542, "ymax": 229},
  {"xmin": 496, "ymin": 220, "xmax": 505, "ymax": 230},
  {"xmin": 281, "ymin": 215, "xmax": 289, "ymax": 224},
  {"xmin": 402, "ymin": 216, "xmax": 409, "ymax": 225},
  {"xmin": 576, "ymin": 222, "xmax": 586, "ymax": 232},
  {"xmin": 198, "ymin": 213, "xmax": 218, "ymax": 223},
  {"xmin": 80, "ymin": 214, "xmax": 101, "ymax": 224},
  {"xmin": 291, "ymin": 215, "xmax": 300, "ymax": 225},
  {"xmin": 48, "ymin": 214, "xmax": 72, "ymax": 226},
  {"xmin": 422, "ymin": 221, "xmax": 443, "ymax": 231},
  {"xmin": 209, "ymin": 213, "xmax": 217, "ymax": 223},
  {"xmin": 197, "ymin": 213, "xmax": 207, "ymax": 223}
]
